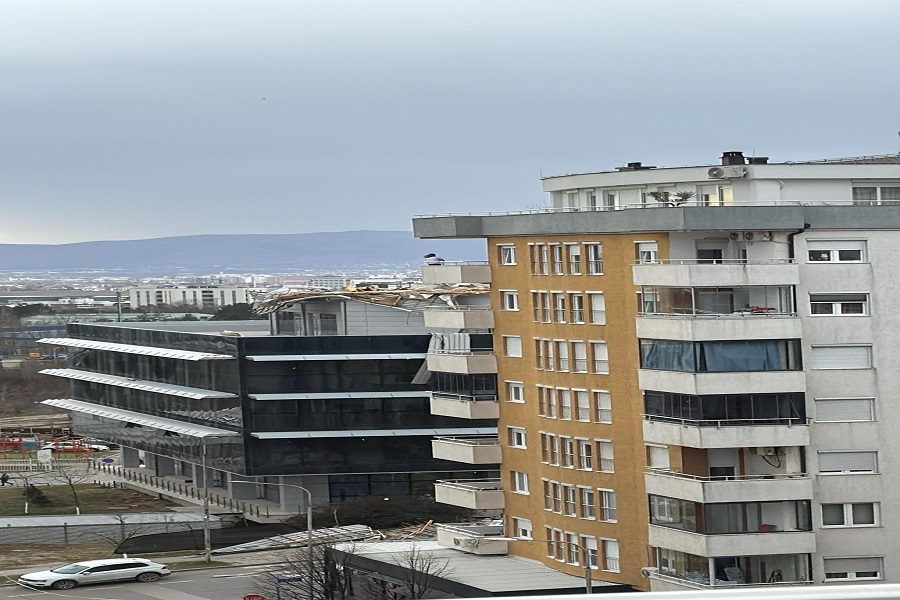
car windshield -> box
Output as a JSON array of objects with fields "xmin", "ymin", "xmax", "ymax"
[{"xmin": 51, "ymin": 564, "xmax": 89, "ymax": 574}]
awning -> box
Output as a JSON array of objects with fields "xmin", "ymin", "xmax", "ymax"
[
  {"xmin": 39, "ymin": 337, "xmax": 234, "ymax": 361},
  {"xmin": 246, "ymin": 353, "xmax": 426, "ymax": 361},
  {"xmin": 40, "ymin": 368, "xmax": 238, "ymax": 399},
  {"xmin": 41, "ymin": 399, "xmax": 240, "ymax": 438},
  {"xmin": 249, "ymin": 391, "xmax": 429, "ymax": 400},
  {"xmin": 251, "ymin": 427, "xmax": 497, "ymax": 440}
]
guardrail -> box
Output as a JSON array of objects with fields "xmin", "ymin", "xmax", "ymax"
[
  {"xmin": 644, "ymin": 414, "xmax": 809, "ymax": 428},
  {"xmin": 647, "ymin": 469, "xmax": 810, "ymax": 482}
]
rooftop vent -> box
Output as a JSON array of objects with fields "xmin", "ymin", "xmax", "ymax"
[
  {"xmin": 721, "ymin": 151, "xmax": 746, "ymax": 166},
  {"xmin": 747, "ymin": 156, "xmax": 769, "ymax": 165},
  {"xmin": 615, "ymin": 161, "xmax": 657, "ymax": 171}
]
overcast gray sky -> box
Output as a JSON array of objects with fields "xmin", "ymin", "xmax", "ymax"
[{"xmin": 3, "ymin": 1, "xmax": 898, "ymax": 244}]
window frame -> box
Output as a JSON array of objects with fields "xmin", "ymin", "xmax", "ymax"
[
  {"xmin": 585, "ymin": 243, "xmax": 603, "ymax": 275},
  {"xmin": 809, "ymin": 293, "xmax": 869, "ymax": 316},
  {"xmin": 506, "ymin": 381, "xmax": 525, "ymax": 403},
  {"xmin": 500, "ymin": 290, "xmax": 520, "ymax": 311},
  {"xmin": 507, "ymin": 426, "xmax": 527, "ymax": 449},
  {"xmin": 498, "ymin": 244, "xmax": 517, "ymax": 266},
  {"xmin": 821, "ymin": 502, "xmax": 879, "ymax": 528},
  {"xmin": 503, "ymin": 335, "xmax": 523, "ymax": 358}
]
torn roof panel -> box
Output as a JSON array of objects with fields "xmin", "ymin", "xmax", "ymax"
[{"xmin": 253, "ymin": 284, "xmax": 490, "ymax": 315}]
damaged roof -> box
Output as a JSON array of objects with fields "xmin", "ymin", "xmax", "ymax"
[{"xmin": 253, "ymin": 284, "xmax": 490, "ymax": 315}]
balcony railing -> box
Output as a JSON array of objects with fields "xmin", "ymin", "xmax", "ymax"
[
  {"xmin": 432, "ymin": 392, "xmax": 498, "ymax": 403},
  {"xmin": 429, "ymin": 348, "xmax": 495, "ymax": 356},
  {"xmin": 648, "ymin": 469, "xmax": 809, "ymax": 483},
  {"xmin": 644, "ymin": 414, "xmax": 809, "ymax": 428},
  {"xmin": 639, "ymin": 310, "xmax": 797, "ymax": 319},
  {"xmin": 433, "ymin": 435, "xmax": 499, "ymax": 446},
  {"xmin": 436, "ymin": 478, "xmax": 502, "ymax": 491},
  {"xmin": 650, "ymin": 569, "xmax": 813, "ymax": 589}
]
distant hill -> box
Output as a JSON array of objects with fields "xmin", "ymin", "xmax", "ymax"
[{"xmin": 0, "ymin": 231, "xmax": 487, "ymax": 275}]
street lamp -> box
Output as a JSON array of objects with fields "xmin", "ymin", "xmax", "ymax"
[
  {"xmin": 198, "ymin": 434, "xmax": 238, "ymax": 563},
  {"xmin": 500, "ymin": 537, "xmax": 594, "ymax": 594},
  {"xmin": 232, "ymin": 479, "xmax": 314, "ymax": 600}
]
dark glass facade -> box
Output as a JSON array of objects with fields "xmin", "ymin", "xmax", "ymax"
[
  {"xmin": 644, "ymin": 391, "xmax": 806, "ymax": 425},
  {"xmin": 649, "ymin": 495, "xmax": 812, "ymax": 534},
  {"xmin": 639, "ymin": 339, "xmax": 802, "ymax": 372},
  {"xmin": 432, "ymin": 372, "xmax": 497, "ymax": 397}
]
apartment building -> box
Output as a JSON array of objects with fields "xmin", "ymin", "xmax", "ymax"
[
  {"xmin": 413, "ymin": 151, "xmax": 900, "ymax": 591},
  {"xmin": 129, "ymin": 285, "xmax": 261, "ymax": 310},
  {"xmin": 39, "ymin": 286, "xmax": 497, "ymax": 512}
]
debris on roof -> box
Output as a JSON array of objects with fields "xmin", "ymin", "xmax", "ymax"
[{"xmin": 253, "ymin": 284, "xmax": 490, "ymax": 315}]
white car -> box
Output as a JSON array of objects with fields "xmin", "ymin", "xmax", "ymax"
[
  {"xmin": 41, "ymin": 440, "xmax": 111, "ymax": 452},
  {"xmin": 17, "ymin": 558, "xmax": 171, "ymax": 589}
]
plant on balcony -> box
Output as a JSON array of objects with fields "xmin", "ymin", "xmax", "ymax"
[{"xmin": 649, "ymin": 191, "xmax": 695, "ymax": 207}]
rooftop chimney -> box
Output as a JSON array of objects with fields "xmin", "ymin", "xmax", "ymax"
[
  {"xmin": 721, "ymin": 151, "xmax": 746, "ymax": 166},
  {"xmin": 615, "ymin": 161, "xmax": 657, "ymax": 171},
  {"xmin": 747, "ymin": 156, "xmax": 769, "ymax": 165}
]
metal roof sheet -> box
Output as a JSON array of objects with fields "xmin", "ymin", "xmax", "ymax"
[
  {"xmin": 39, "ymin": 368, "xmax": 237, "ymax": 399},
  {"xmin": 251, "ymin": 427, "xmax": 497, "ymax": 439},
  {"xmin": 246, "ymin": 353, "xmax": 426, "ymax": 361},
  {"xmin": 39, "ymin": 337, "xmax": 234, "ymax": 360}
]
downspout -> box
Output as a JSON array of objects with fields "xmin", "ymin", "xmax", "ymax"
[{"xmin": 787, "ymin": 222, "xmax": 810, "ymax": 475}]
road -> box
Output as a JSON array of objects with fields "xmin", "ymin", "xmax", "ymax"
[{"xmin": 3, "ymin": 565, "xmax": 273, "ymax": 600}]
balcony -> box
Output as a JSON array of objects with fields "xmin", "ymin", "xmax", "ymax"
[
  {"xmin": 633, "ymin": 259, "xmax": 799, "ymax": 288},
  {"xmin": 649, "ymin": 525, "xmax": 816, "ymax": 557},
  {"xmin": 643, "ymin": 416, "xmax": 810, "ymax": 449},
  {"xmin": 636, "ymin": 314, "xmax": 801, "ymax": 341},
  {"xmin": 431, "ymin": 436, "xmax": 501, "ymax": 464},
  {"xmin": 423, "ymin": 306, "xmax": 494, "ymax": 330},
  {"xmin": 648, "ymin": 551, "xmax": 812, "ymax": 591},
  {"xmin": 434, "ymin": 479, "xmax": 504, "ymax": 510},
  {"xmin": 427, "ymin": 350, "xmax": 497, "ymax": 374},
  {"xmin": 422, "ymin": 261, "xmax": 492, "ymax": 285},
  {"xmin": 435, "ymin": 522, "xmax": 509, "ymax": 555},
  {"xmin": 639, "ymin": 369, "xmax": 806, "ymax": 396},
  {"xmin": 645, "ymin": 470, "xmax": 813, "ymax": 504},
  {"xmin": 431, "ymin": 392, "xmax": 499, "ymax": 419}
]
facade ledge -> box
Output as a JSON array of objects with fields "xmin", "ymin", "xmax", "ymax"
[
  {"xmin": 643, "ymin": 417, "xmax": 810, "ymax": 448},
  {"xmin": 645, "ymin": 470, "xmax": 813, "ymax": 503},
  {"xmin": 648, "ymin": 525, "xmax": 816, "ymax": 557}
]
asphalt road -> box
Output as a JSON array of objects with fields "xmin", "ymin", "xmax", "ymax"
[{"xmin": 3, "ymin": 565, "xmax": 273, "ymax": 600}]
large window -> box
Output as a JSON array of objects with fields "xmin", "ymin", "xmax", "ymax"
[
  {"xmin": 810, "ymin": 293, "xmax": 868, "ymax": 315},
  {"xmin": 815, "ymin": 398, "xmax": 874, "ymax": 422},
  {"xmin": 644, "ymin": 391, "xmax": 805, "ymax": 425},
  {"xmin": 591, "ymin": 341, "xmax": 609, "ymax": 374},
  {"xmin": 586, "ymin": 244, "xmax": 603, "ymax": 275},
  {"xmin": 808, "ymin": 239, "xmax": 866, "ymax": 262},
  {"xmin": 567, "ymin": 244, "xmax": 582, "ymax": 275},
  {"xmin": 822, "ymin": 503, "xmax": 878, "ymax": 527},
  {"xmin": 818, "ymin": 451, "xmax": 877, "ymax": 474},
  {"xmin": 824, "ymin": 557, "xmax": 882, "ymax": 581},
  {"xmin": 588, "ymin": 292, "xmax": 606, "ymax": 324},
  {"xmin": 640, "ymin": 339, "xmax": 802, "ymax": 372},
  {"xmin": 650, "ymin": 496, "xmax": 812, "ymax": 534},
  {"xmin": 503, "ymin": 335, "xmax": 523, "ymax": 358},
  {"xmin": 810, "ymin": 345, "xmax": 872, "ymax": 369},
  {"xmin": 852, "ymin": 186, "xmax": 900, "ymax": 205}
]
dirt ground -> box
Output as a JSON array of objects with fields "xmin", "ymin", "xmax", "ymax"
[{"xmin": 0, "ymin": 542, "xmax": 118, "ymax": 571}]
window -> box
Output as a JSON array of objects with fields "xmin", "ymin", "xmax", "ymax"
[
  {"xmin": 647, "ymin": 445, "xmax": 670, "ymax": 469},
  {"xmin": 580, "ymin": 487, "xmax": 595, "ymax": 519},
  {"xmin": 822, "ymin": 503, "xmax": 878, "ymax": 527},
  {"xmin": 577, "ymin": 439, "xmax": 593, "ymax": 470},
  {"xmin": 570, "ymin": 293, "xmax": 585, "ymax": 323},
  {"xmin": 815, "ymin": 398, "xmax": 875, "ymax": 422},
  {"xmin": 547, "ymin": 435, "xmax": 560, "ymax": 465},
  {"xmin": 537, "ymin": 385, "xmax": 550, "ymax": 416},
  {"xmin": 582, "ymin": 536, "xmax": 599, "ymax": 569},
  {"xmin": 546, "ymin": 339, "xmax": 555, "ymax": 370},
  {"xmin": 540, "ymin": 433, "xmax": 552, "ymax": 462},
  {"xmin": 508, "ymin": 427, "xmax": 527, "ymax": 448},
  {"xmin": 539, "ymin": 244, "xmax": 550, "ymax": 275},
  {"xmin": 567, "ymin": 244, "xmax": 582, "ymax": 275},
  {"xmin": 818, "ymin": 450, "xmax": 877, "ymax": 473},
  {"xmin": 540, "ymin": 292, "xmax": 551, "ymax": 322},
  {"xmin": 563, "ymin": 485, "xmax": 577, "ymax": 515},
  {"xmin": 511, "ymin": 471, "xmax": 530, "ymax": 494},
  {"xmin": 503, "ymin": 335, "xmax": 523, "ymax": 357},
  {"xmin": 852, "ymin": 186, "xmax": 900, "ymax": 206},
  {"xmin": 588, "ymin": 293, "xmax": 606, "ymax": 324},
  {"xmin": 586, "ymin": 243, "xmax": 603, "ymax": 274},
  {"xmin": 501, "ymin": 290, "xmax": 520, "ymax": 311},
  {"xmin": 511, "ymin": 517, "xmax": 533, "ymax": 539},
  {"xmin": 542, "ymin": 480, "xmax": 553, "ymax": 509},
  {"xmin": 546, "ymin": 387, "xmax": 558, "ymax": 418},
  {"xmin": 591, "ymin": 341, "xmax": 609, "ymax": 374},
  {"xmin": 566, "ymin": 532, "xmax": 580, "ymax": 564},
  {"xmin": 572, "ymin": 341, "xmax": 588, "ymax": 372},
  {"xmin": 597, "ymin": 440, "xmax": 614, "ymax": 472},
  {"xmin": 556, "ymin": 340, "xmax": 569, "ymax": 371},
  {"xmin": 553, "ymin": 293, "xmax": 567, "ymax": 322},
  {"xmin": 824, "ymin": 557, "xmax": 882, "ymax": 581},
  {"xmin": 562, "ymin": 436, "xmax": 574, "ymax": 467},
  {"xmin": 807, "ymin": 240, "xmax": 866, "ymax": 263},
  {"xmin": 552, "ymin": 245, "xmax": 564, "ymax": 274},
  {"xmin": 575, "ymin": 390, "xmax": 590, "ymax": 421},
  {"xmin": 507, "ymin": 381, "xmax": 525, "ymax": 403},
  {"xmin": 531, "ymin": 244, "xmax": 549, "ymax": 275},
  {"xmin": 559, "ymin": 388, "xmax": 572, "ymax": 420},
  {"xmin": 534, "ymin": 339, "xmax": 545, "ymax": 369},
  {"xmin": 602, "ymin": 539, "xmax": 620, "ymax": 572},
  {"xmin": 553, "ymin": 482, "xmax": 563, "ymax": 512},
  {"xmin": 810, "ymin": 293, "xmax": 868, "ymax": 315},
  {"xmin": 499, "ymin": 244, "xmax": 517, "ymax": 265},
  {"xmin": 594, "ymin": 390, "xmax": 612, "ymax": 423},
  {"xmin": 637, "ymin": 241, "xmax": 659, "ymax": 264},
  {"xmin": 531, "ymin": 292, "xmax": 543, "ymax": 322},
  {"xmin": 811, "ymin": 345, "xmax": 872, "ymax": 369},
  {"xmin": 599, "ymin": 489, "xmax": 617, "ymax": 521}
]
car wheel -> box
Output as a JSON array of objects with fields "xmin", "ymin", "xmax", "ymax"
[
  {"xmin": 136, "ymin": 572, "xmax": 161, "ymax": 582},
  {"xmin": 51, "ymin": 580, "xmax": 78, "ymax": 590}
]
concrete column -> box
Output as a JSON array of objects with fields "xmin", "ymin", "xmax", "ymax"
[
  {"xmin": 121, "ymin": 447, "xmax": 141, "ymax": 468},
  {"xmin": 155, "ymin": 456, "xmax": 177, "ymax": 476},
  {"xmin": 143, "ymin": 453, "xmax": 157, "ymax": 471},
  {"xmin": 230, "ymin": 479, "xmax": 258, "ymax": 500}
]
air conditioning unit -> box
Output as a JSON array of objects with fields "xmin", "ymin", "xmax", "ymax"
[
  {"xmin": 641, "ymin": 567, "xmax": 659, "ymax": 578},
  {"xmin": 453, "ymin": 538, "xmax": 464, "ymax": 546},
  {"xmin": 729, "ymin": 232, "xmax": 741, "ymax": 241},
  {"xmin": 752, "ymin": 447, "xmax": 779, "ymax": 456},
  {"xmin": 743, "ymin": 231, "xmax": 755, "ymax": 241},
  {"xmin": 453, "ymin": 537, "xmax": 480, "ymax": 548},
  {"xmin": 708, "ymin": 166, "xmax": 747, "ymax": 179}
]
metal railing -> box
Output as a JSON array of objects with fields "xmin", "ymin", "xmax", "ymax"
[
  {"xmin": 433, "ymin": 435, "xmax": 499, "ymax": 446},
  {"xmin": 431, "ymin": 392, "xmax": 498, "ymax": 403},
  {"xmin": 435, "ymin": 478, "xmax": 502, "ymax": 491},
  {"xmin": 647, "ymin": 469, "xmax": 810, "ymax": 483},
  {"xmin": 635, "ymin": 258, "xmax": 796, "ymax": 265},
  {"xmin": 0, "ymin": 457, "xmax": 95, "ymax": 471},
  {"xmin": 638, "ymin": 310, "xmax": 797, "ymax": 319},
  {"xmin": 94, "ymin": 463, "xmax": 272, "ymax": 518},
  {"xmin": 644, "ymin": 414, "xmax": 810, "ymax": 428},
  {"xmin": 421, "ymin": 260, "xmax": 490, "ymax": 266},
  {"xmin": 428, "ymin": 348, "xmax": 495, "ymax": 356}
]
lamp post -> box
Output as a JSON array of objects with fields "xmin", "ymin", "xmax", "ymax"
[
  {"xmin": 232, "ymin": 479, "xmax": 314, "ymax": 600},
  {"xmin": 199, "ymin": 434, "xmax": 238, "ymax": 563},
  {"xmin": 502, "ymin": 538, "xmax": 594, "ymax": 594}
]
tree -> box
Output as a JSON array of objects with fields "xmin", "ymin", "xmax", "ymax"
[
  {"xmin": 44, "ymin": 462, "xmax": 92, "ymax": 514},
  {"xmin": 286, "ymin": 495, "xmax": 475, "ymax": 532},
  {"xmin": 359, "ymin": 546, "xmax": 452, "ymax": 600},
  {"xmin": 254, "ymin": 544, "xmax": 354, "ymax": 600}
]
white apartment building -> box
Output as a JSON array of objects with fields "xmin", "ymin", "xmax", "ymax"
[
  {"xmin": 129, "ymin": 286, "xmax": 260, "ymax": 310},
  {"xmin": 412, "ymin": 151, "xmax": 900, "ymax": 591}
]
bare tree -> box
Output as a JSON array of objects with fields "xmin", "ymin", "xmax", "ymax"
[
  {"xmin": 43, "ymin": 461, "xmax": 92, "ymax": 514},
  {"xmin": 358, "ymin": 546, "xmax": 452, "ymax": 600},
  {"xmin": 83, "ymin": 513, "xmax": 166, "ymax": 551},
  {"xmin": 254, "ymin": 544, "xmax": 354, "ymax": 600}
]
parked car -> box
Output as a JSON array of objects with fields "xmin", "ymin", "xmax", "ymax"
[
  {"xmin": 17, "ymin": 558, "xmax": 171, "ymax": 589},
  {"xmin": 41, "ymin": 440, "xmax": 110, "ymax": 452}
]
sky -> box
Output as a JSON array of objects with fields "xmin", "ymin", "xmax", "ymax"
[{"xmin": 2, "ymin": 0, "xmax": 899, "ymax": 244}]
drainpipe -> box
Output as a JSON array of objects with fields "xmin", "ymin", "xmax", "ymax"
[{"xmin": 787, "ymin": 223, "xmax": 810, "ymax": 261}]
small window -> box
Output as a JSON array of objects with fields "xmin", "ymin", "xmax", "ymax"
[
  {"xmin": 567, "ymin": 244, "xmax": 582, "ymax": 275},
  {"xmin": 811, "ymin": 345, "xmax": 872, "ymax": 369},
  {"xmin": 508, "ymin": 427, "xmax": 527, "ymax": 448},
  {"xmin": 599, "ymin": 489, "xmax": 617, "ymax": 522},
  {"xmin": 810, "ymin": 293, "xmax": 868, "ymax": 315},
  {"xmin": 580, "ymin": 487, "xmax": 596, "ymax": 519},
  {"xmin": 807, "ymin": 240, "xmax": 866, "ymax": 263},
  {"xmin": 824, "ymin": 557, "xmax": 882, "ymax": 581},
  {"xmin": 506, "ymin": 381, "xmax": 525, "ymax": 403},
  {"xmin": 818, "ymin": 450, "xmax": 877, "ymax": 474},
  {"xmin": 815, "ymin": 398, "xmax": 874, "ymax": 422},
  {"xmin": 591, "ymin": 341, "xmax": 609, "ymax": 374},
  {"xmin": 498, "ymin": 245, "xmax": 517, "ymax": 265},
  {"xmin": 510, "ymin": 471, "xmax": 530, "ymax": 494},
  {"xmin": 578, "ymin": 439, "xmax": 593, "ymax": 470},
  {"xmin": 501, "ymin": 290, "xmax": 520, "ymax": 311},
  {"xmin": 637, "ymin": 241, "xmax": 659, "ymax": 264},
  {"xmin": 593, "ymin": 390, "xmax": 612, "ymax": 423},
  {"xmin": 822, "ymin": 502, "xmax": 878, "ymax": 527},
  {"xmin": 512, "ymin": 517, "xmax": 533, "ymax": 539},
  {"xmin": 503, "ymin": 335, "xmax": 523, "ymax": 357},
  {"xmin": 588, "ymin": 293, "xmax": 606, "ymax": 325},
  {"xmin": 586, "ymin": 243, "xmax": 603, "ymax": 275},
  {"xmin": 647, "ymin": 445, "xmax": 670, "ymax": 469},
  {"xmin": 597, "ymin": 440, "xmax": 614, "ymax": 472}
]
